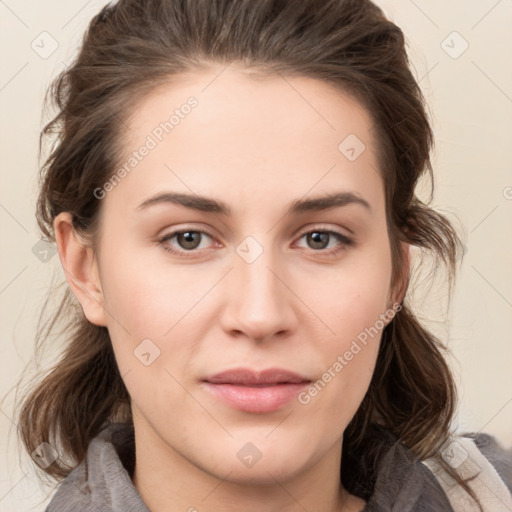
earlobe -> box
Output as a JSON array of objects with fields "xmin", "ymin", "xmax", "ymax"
[{"xmin": 54, "ymin": 212, "xmax": 108, "ymax": 327}]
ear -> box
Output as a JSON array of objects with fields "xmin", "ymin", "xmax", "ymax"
[
  {"xmin": 389, "ymin": 241, "xmax": 411, "ymax": 308},
  {"xmin": 54, "ymin": 212, "xmax": 108, "ymax": 326}
]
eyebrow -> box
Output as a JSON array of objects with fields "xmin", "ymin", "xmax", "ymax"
[{"xmin": 137, "ymin": 191, "xmax": 371, "ymax": 215}]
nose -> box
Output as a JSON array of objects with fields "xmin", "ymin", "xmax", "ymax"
[{"xmin": 219, "ymin": 244, "xmax": 298, "ymax": 344}]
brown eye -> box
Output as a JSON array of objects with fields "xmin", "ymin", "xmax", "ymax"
[
  {"xmin": 307, "ymin": 231, "xmax": 330, "ymax": 250},
  {"xmin": 295, "ymin": 228, "xmax": 355, "ymax": 257},
  {"xmin": 176, "ymin": 231, "xmax": 202, "ymax": 250},
  {"xmin": 159, "ymin": 229, "xmax": 215, "ymax": 256}
]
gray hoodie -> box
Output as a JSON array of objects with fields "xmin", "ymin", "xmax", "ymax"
[{"xmin": 45, "ymin": 422, "xmax": 512, "ymax": 512}]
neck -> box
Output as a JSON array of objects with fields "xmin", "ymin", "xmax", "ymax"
[{"xmin": 131, "ymin": 420, "xmax": 364, "ymax": 512}]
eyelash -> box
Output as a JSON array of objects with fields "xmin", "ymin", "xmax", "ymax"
[{"xmin": 158, "ymin": 227, "xmax": 354, "ymax": 258}]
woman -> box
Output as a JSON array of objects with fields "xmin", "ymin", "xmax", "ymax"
[{"xmin": 15, "ymin": 0, "xmax": 512, "ymax": 510}]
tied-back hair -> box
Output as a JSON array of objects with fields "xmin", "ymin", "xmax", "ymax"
[{"xmin": 13, "ymin": 0, "xmax": 478, "ymax": 506}]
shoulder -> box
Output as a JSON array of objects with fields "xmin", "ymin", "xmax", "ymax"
[
  {"xmin": 363, "ymin": 427, "xmax": 512, "ymax": 511},
  {"xmin": 464, "ymin": 432, "xmax": 512, "ymax": 492},
  {"xmin": 420, "ymin": 432, "xmax": 512, "ymax": 511},
  {"xmin": 364, "ymin": 427, "xmax": 455, "ymax": 510}
]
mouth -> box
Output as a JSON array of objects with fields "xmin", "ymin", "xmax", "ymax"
[{"xmin": 201, "ymin": 368, "xmax": 311, "ymax": 413}]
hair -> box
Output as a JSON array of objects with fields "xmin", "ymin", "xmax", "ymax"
[{"xmin": 13, "ymin": 0, "xmax": 478, "ymax": 507}]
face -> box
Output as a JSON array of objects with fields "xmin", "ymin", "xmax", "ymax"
[{"xmin": 91, "ymin": 63, "xmax": 399, "ymax": 484}]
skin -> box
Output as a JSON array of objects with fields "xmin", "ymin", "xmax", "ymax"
[{"xmin": 55, "ymin": 62, "xmax": 408, "ymax": 512}]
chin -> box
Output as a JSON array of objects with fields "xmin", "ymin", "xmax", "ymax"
[{"xmin": 197, "ymin": 440, "xmax": 316, "ymax": 485}]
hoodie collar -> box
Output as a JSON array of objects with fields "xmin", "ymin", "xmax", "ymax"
[{"xmin": 46, "ymin": 422, "xmax": 149, "ymax": 511}]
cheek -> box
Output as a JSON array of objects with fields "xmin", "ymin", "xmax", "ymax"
[
  {"xmin": 98, "ymin": 236, "xmax": 207, "ymax": 335},
  {"xmin": 98, "ymin": 258, "xmax": 196, "ymax": 423},
  {"xmin": 303, "ymin": 295, "xmax": 385, "ymax": 433},
  {"xmin": 302, "ymin": 243, "xmax": 392, "ymax": 410},
  {"xmin": 318, "ymin": 248, "xmax": 392, "ymax": 339},
  {"xmin": 96, "ymin": 236, "xmax": 216, "ymax": 400}
]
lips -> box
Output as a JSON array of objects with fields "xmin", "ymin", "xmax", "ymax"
[
  {"xmin": 201, "ymin": 368, "xmax": 311, "ymax": 413},
  {"xmin": 204, "ymin": 368, "xmax": 310, "ymax": 386}
]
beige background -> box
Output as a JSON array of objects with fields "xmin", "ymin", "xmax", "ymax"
[{"xmin": 1, "ymin": 0, "xmax": 511, "ymax": 510}]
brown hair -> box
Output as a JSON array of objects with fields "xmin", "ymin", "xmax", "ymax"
[{"xmin": 13, "ymin": 0, "xmax": 477, "ymax": 506}]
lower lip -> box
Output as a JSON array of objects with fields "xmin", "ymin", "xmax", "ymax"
[{"xmin": 202, "ymin": 382, "xmax": 309, "ymax": 413}]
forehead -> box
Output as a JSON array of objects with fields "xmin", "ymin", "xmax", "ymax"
[
  {"xmin": 108, "ymin": 64, "xmax": 384, "ymax": 215},
  {"xmin": 124, "ymin": 63, "xmax": 378, "ymax": 152}
]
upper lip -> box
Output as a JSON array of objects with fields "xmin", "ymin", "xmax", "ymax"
[{"xmin": 203, "ymin": 368, "xmax": 311, "ymax": 386}]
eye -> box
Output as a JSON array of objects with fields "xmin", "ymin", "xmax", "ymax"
[
  {"xmin": 295, "ymin": 228, "xmax": 354, "ymax": 255},
  {"xmin": 159, "ymin": 229, "xmax": 215, "ymax": 255}
]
